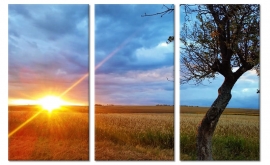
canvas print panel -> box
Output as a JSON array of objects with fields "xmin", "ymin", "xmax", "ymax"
[
  {"xmin": 8, "ymin": 4, "xmax": 89, "ymax": 160},
  {"xmin": 95, "ymin": 4, "xmax": 175, "ymax": 160},
  {"xmin": 179, "ymin": 4, "xmax": 260, "ymax": 160}
]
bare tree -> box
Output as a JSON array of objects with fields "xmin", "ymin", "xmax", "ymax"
[
  {"xmin": 143, "ymin": 4, "xmax": 259, "ymax": 160},
  {"xmin": 180, "ymin": 4, "xmax": 260, "ymax": 160}
]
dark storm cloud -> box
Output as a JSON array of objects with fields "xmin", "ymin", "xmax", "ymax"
[
  {"xmin": 9, "ymin": 5, "xmax": 88, "ymax": 39},
  {"xmin": 8, "ymin": 4, "xmax": 89, "ymax": 105},
  {"xmin": 95, "ymin": 4, "xmax": 174, "ymax": 74},
  {"xmin": 95, "ymin": 5, "xmax": 172, "ymax": 44}
]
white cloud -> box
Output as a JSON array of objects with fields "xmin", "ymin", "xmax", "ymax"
[
  {"xmin": 135, "ymin": 42, "xmax": 173, "ymax": 64},
  {"xmin": 96, "ymin": 66, "xmax": 173, "ymax": 84},
  {"xmin": 159, "ymin": 42, "xmax": 169, "ymax": 47},
  {"xmin": 128, "ymin": 66, "xmax": 174, "ymax": 82},
  {"xmin": 238, "ymin": 70, "xmax": 259, "ymax": 84},
  {"xmin": 232, "ymin": 87, "xmax": 258, "ymax": 97},
  {"xmin": 76, "ymin": 17, "xmax": 88, "ymax": 31},
  {"xmin": 55, "ymin": 69, "xmax": 67, "ymax": 75}
]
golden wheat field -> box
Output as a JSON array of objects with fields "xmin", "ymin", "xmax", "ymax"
[
  {"xmin": 95, "ymin": 105, "xmax": 174, "ymax": 160},
  {"xmin": 180, "ymin": 106, "xmax": 260, "ymax": 160},
  {"xmin": 8, "ymin": 105, "xmax": 89, "ymax": 160}
]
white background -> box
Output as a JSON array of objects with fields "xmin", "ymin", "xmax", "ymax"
[{"xmin": 0, "ymin": 0, "xmax": 269, "ymax": 164}]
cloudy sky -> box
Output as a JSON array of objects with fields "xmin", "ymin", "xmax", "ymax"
[
  {"xmin": 95, "ymin": 4, "xmax": 174, "ymax": 105},
  {"xmin": 179, "ymin": 5, "xmax": 260, "ymax": 109},
  {"xmin": 8, "ymin": 4, "xmax": 89, "ymax": 105}
]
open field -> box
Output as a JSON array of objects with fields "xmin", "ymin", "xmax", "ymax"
[
  {"xmin": 8, "ymin": 105, "xmax": 89, "ymax": 160},
  {"xmin": 180, "ymin": 106, "xmax": 259, "ymax": 115},
  {"xmin": 180, "ymin": 106, "xmax": 260, "ymax": 160},
  {"xmin": 95, "ymin": 106, "xmax": 174, "ymax": 160},
  {"xmin": 95, "ymin": 105, "xmax": 174, "ymax": 113}
]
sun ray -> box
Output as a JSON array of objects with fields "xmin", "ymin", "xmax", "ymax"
[
  {"xmin": 95, "ymin": 26, "xmax": 145, "ymax": 71},
  {"xmin": 9, "ymin": 73, "xmax": 89, "ymax": 138},
  {"xmin": 8, "ymin": 110, "xmax": 43, "ymax": 138},
  {"xmin": 59, "ymin": 73, "xmax": 89, "ymax": 97}
]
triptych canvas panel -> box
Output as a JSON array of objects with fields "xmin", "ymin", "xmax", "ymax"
[{"xmin": 8, "ymin": 4, "xmax": 260, "ymax": 161}]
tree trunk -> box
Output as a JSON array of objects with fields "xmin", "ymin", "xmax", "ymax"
[{"xmin": 196, "ymin": 78, "xmax": 235, "ymax": 160}]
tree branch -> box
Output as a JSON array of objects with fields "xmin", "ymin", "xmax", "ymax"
[{"xmin": 141, "ymin": 5, "xmax": 174, "ymax": 17}]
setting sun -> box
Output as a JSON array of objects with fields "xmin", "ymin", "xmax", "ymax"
[{"xmin": 38, "ymin": 96, "xmax": 64, "ymax": 112}]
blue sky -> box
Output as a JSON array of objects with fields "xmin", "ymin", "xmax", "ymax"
[
  {"xmin": 179, "ymin": 5, "xmax": 260, "ymax": 109},
  {"xmin": 7, "ymin": 4, "xmax": 260, "ymax": 108},
  {"xmin": 95, "ymin": 4, "xmax": 174, "ymax": 105},
  {"xmin": 8, "ymin": 4, "xmax": 89, "ymax": 105}
]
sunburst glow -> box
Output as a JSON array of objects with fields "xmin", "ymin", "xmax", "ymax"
[{"xmin": 38, "ymin": 96, "xmax": 64, "ymax": 112}]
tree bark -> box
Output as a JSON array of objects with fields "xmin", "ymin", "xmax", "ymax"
[{"xmin": 196, "ymin": 78, "xmax": 235, "ymax": 160}]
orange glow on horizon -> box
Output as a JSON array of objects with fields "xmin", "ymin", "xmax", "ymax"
[
  {"xmin": 9, "ymin": 99, "xmax": 36, "ymax": 105},
  {"xmin": 8, "ymin": 72, "xmax": 89, "ymax": 138},
  {"xmin": 9, "ymin": 72, "xmax": 89, "ymax": 106}
]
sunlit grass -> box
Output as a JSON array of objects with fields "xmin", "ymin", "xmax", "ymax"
[
  {"xmin": 95, "ymin": 106, "xmax": 174, "ymax": 160},
  {"xmin": 96, "ymin": 113, "xmax": 174, "ymax": 148},
  {"xmin": 8, "ymin": 105, "xmax": 89, "ymax": 160},
  {"xmin": 180, "ymin": 111, "xmax": 260, "ymax": 160}
]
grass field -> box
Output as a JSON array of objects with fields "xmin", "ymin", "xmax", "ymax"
[
  {"xmin": 95, "ymin": 105, "xmax": 174, "ymax": 160},
  {"xmin": 180, "ymin": 106, "xmax": 260, "ymax": 160},
  {"xmin": 8, "ymin": 105, "xmax": 89, "ymax": 160}
]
